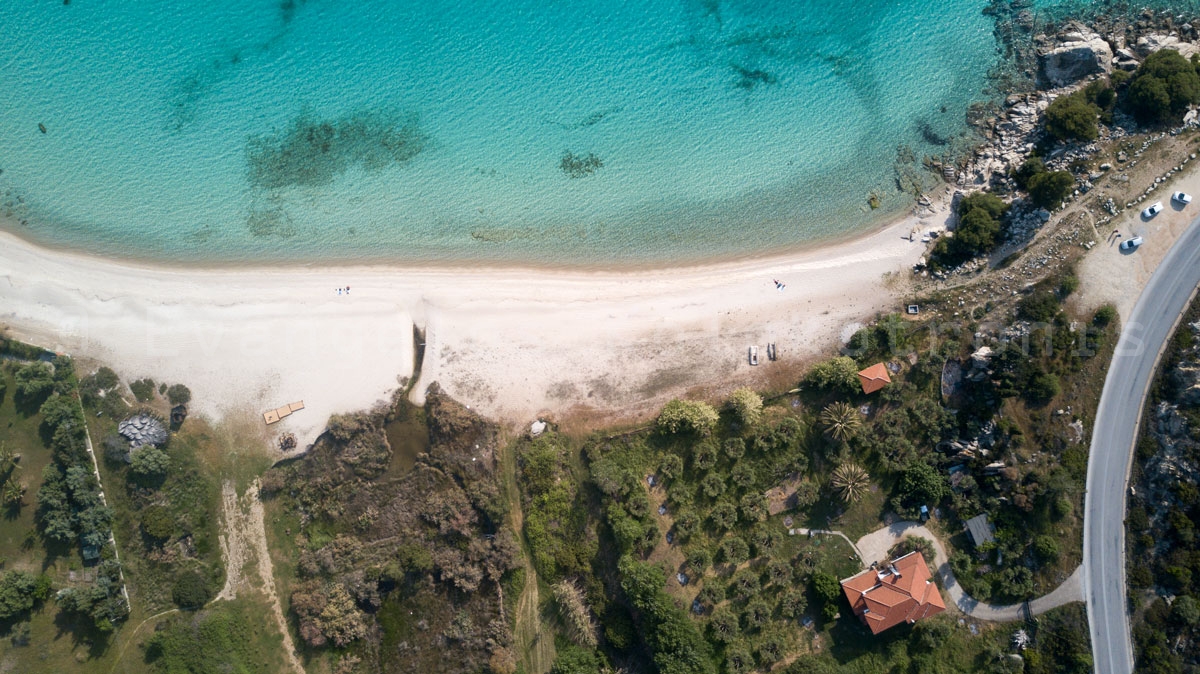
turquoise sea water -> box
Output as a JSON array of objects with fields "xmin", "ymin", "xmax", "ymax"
[{"xmin": 0, "ymin": 1, "xmax": 1168, "ymax": 266}]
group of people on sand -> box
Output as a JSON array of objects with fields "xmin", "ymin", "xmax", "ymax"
[
  {"xmin": 336, "ymin": 285, "xmax": 351, "ymax": 295},
  {"xmin": 772, "ymin": 278, "xmax": 787, "ymax": 291}
]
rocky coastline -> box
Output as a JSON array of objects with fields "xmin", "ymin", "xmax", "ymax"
[{"xmin": 919, "ymin": 5, "xmax": 1200, "ymax": 278}]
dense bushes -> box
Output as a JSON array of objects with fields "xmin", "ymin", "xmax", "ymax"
[
  {"xmin": 803, "ymin": 356, "xmax": 861, "ymax": 395},
  {"xmin": 1013, "ymin": 155, "xmax": 1075, "ymax": 209},
  {"xmin": 933, "ymin": 191, "xmax": 1007, "ymax": 267},
  {"xmin": 129, "ymin": 378, "xmax": 156, "ymax": 402},
  {"xmin": 658, "ymin": 399, "xmax": 719, "ymax": 436},
  {"xmin": 1125, "ymin": 49, "xmax": 1200, "ymax": 125},
  {"xmin": 165, "ymin": 384, "xmax": 191, "ymax": 406},
  {"xmin": 0, "ymin": 570, "xmax": 52, "ymax": 621},
  {"xmin": 171, "ymin": 570, "xmax": 213, "ymax": 609},
  {"xmin": 727, "ymin": 387, "xmax": 762, "ymax": 427},
  {"xmin": 1044, "ymin": 91, "xmax": 1099, "ymax": 141},
  {"xmin": 27, "ymin": 356, "xmax": 127, "ymax": 631},
  {"xmin": 1028, "ymin": 170, "xmax": 1075, "ymax": 209},
  {"xmin": 146, "ymin": 601, "xmax": 272, "ymax": 674},
  {"xmin": 619, "ymin": 556, "xmax": 715, "ymax": 674}
]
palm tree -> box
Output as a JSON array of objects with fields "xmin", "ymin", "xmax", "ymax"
[
  {"xmin": 820, "ymin": 401, "xmax": 861, "ymax": 442},
  {"xmin": 2, "ymin": 477, "xmax": 25, "ymax": 507},
  {"xmin": 831, "ymin": 463, "xmax": 870, "ymax": 504}
]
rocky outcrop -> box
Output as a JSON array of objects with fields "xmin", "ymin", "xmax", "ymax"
[
  {"xmin": 1136, "ymin": 33, "xmax": 1200, "ymax": 60},
  {"xmin": 1038, "ymin": 27, "xmax": 1112, "ymax": 87},
  {"xmin": 958, "ymin": 92, "xmax": 1043, "ymax": 188}
]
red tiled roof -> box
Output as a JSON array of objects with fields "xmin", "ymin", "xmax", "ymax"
[
  {"xmin": 840, "ymin": 551, "xmax": 946, "ymax": 634},
  {"xmin": 857, "ymin": 363, "xmax": 891, "ymax": 394}
]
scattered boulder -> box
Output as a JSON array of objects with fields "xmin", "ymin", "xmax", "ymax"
[
  {"xmin": 1038, "ymin": 26, "xmax": 1113, "ymax": 86},
  {"xmin": 1135, "ymin": 34, "xmax": 1200, "ymax": 60}
]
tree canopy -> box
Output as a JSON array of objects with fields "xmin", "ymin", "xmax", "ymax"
[
  {"xmin": 1126, "ymin": 49, "xmax": 1200, "ymax": 124},
  {"xmin": 727, "ymin": 387, "xmax": 763, "ymax": 427},
  {"xmin": 1044, "ymin": 92, "xmax": 1099, "ymax": 141},
  {"xmin": 803, "ymin": 356, "xmax": 861, "ymax": 395},
  {"xmin": 934, "ymin": 191, "xmax": 1008, "ymax": 266},
  {"xmin": 1028, "ymin": 170, "xmax": 1075, "ymax": 209},
  {"xmin": 657, "ymin": 399, "xmax": 719, "ymax": 436}
]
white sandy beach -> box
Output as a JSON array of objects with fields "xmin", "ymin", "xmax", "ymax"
[{"xmin": 0, "ymin": 195, "xmax": 953, "ymax": 446}]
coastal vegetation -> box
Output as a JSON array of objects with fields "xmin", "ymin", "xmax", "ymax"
[
  {"xmin": 498, "ymin": 271, "xmax": 1112, "ymax": 672},
  {"xmin": 1123, "ymin": 49, "xmax": 1200, "ymax": 126},
  {"xmin": 0, "ymin": 340, "xmax": 129, "ymax": 664},
  {"xmin": 258, "ymin": 388, "xmax": 520, "ymax": 673},
  {"xmin": 932, "ymin": 191, "xmax": 1007, "ymax": 267},
  {"xmin": 1127, "ymin": 296, "xmax": 1200, "ymax": 673}
]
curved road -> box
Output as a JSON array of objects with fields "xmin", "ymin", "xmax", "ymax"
[{"xmin": 1085, "ymin": 214, "xmax": 1200, "ymax": 674}]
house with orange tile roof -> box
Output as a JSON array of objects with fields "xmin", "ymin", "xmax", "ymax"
[
  {"xmin": 857, "ymin": 362, "xmax": 891, "ymax": 394},
  {"xmin": 840, "ymin": 551, "xmax": 946, "ymax": 634}
]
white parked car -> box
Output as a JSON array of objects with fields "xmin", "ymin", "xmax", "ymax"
[
  {"xmin": 1142, "ymin": 201, "xmax": 1163, "ymax": 218},
  {"xmin": 1120, "ymin": 236, "xmax": 1144, "ymax": 251},
  {"xmin": 1173, "ymin": 191, "xmax": 1193, "ymax": 205},
  {"xmin": 749, "ymin": 345, "xmax": 758, "ymax": 366}
]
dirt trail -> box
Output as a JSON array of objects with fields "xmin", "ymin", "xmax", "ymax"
[
  {"xmin": 501, "ymin": 448, "xmax": 555, "ymax": 674},
  {"xmin": 512, "ymin": 555, "xmax": 554, "ymax": 674},
  {"xmin": 218, "ymin": 480, "xmax": 304, "ymax": 674}
]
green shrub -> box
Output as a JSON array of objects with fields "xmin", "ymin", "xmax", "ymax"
[
  {"xmin": 166, "ymin": 384, "xmax": 192, "ymax": 406},
  {"xmin": 1125, "ymin": 49, "xmax": 1200, "ymax": 124},
  {"xmin": 1014, "ymin": 157, "xmax": 1046, "ymax": 189},
  {"xmin": 934, "ymin": 191, "xmax": 1007, "ymax": 266},
  {"xmin": 141, "ymin": 504, "xmax": 176, "ymax": 541},
  {"xmin": 130, "ymin": 446, "xmax": 170, "ymax": 478},
  {"xmin": 1018, "ymin": 290, "xmax": 1061, "ymax": 322},
  {"xmin": 551, "ymin": 645, "xmax": 602, "ymax": 674},
  {"xmin": 172, "ymin": 570, "xmax": 213, "ymax": 609},
  {"xmin": 803, "ymin": 356, "xmax": 861, "ymax": 395},
  {"xmin": 1034, "ymin": 535, "xmax": 1060, "ymax": 563},
  {"xmin": 1093, "ymin": 304, "xmax": 1118, "ymax": 327},
  {"xmin": 1044, "ymin": 93, "xmax": 1099, "ymax": 141},
  {"xmin": 657, "ymin": 399, "xmax": 719, "ymax": 436},
  {"xmin": 129, "ymin": 378, "xmax": 156, "ymax": 402},
  {"xmin": 1028, "ymin": 170, "xmax": 1075, "ymax": 209},
  {"xmin": 727, "ymin": 387, "xmax": 763, "ymax": 427},
  {"xmin": 1026, "ymin": 372, "xmax": 1061, "ymax": 405},
  {"xmin": 1058, "ymin": 274, "xmax": 1079, "ymax": 298}
]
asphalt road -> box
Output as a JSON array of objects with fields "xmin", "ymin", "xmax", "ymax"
[{"xmin": 1085, "ymin": 215, "xmax": 1200, "ymax": 674}]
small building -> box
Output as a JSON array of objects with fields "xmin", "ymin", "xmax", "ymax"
[
  {"xmin": 840, "ymin": 551, "xmax": 946, "ymax": 634},
  {"xmin": 965, "ymin": 514, "xmax": 996, "ymax": 547},
  {"xmin": 857, "ymin": 363, "xmax": 892, "ymax": 395}
]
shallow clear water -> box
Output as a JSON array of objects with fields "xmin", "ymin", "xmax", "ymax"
[{"xmin": 0, "ymin": 0, "xmax": 1128, "ymax": 266}]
